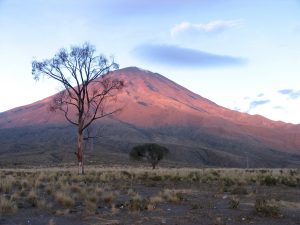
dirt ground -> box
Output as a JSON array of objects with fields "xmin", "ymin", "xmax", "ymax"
[{"xmin": 0, "ymin": 168, "xmax": 299, "ymax": 225}]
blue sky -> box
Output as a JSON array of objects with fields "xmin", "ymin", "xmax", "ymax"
[{"xmin": 1, "ymin": 0, "xmax": 300, "ymax": 124}]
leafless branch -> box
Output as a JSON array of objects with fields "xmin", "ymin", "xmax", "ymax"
[{"xmin": 32, "ymin": 42, "xmax": 123, "ymax": 174}]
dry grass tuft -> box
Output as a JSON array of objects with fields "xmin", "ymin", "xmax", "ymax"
[
  {"xmin": 10, "ymin": 192, "xmax": 20, "ymax": 202},
  {"xmin": 128, "ymin": 195, "xmax": 149, "ymax": 211},
  {"xmin": 0, "ymin": 175, "xmax": 15, "ymax": 193},
  {"xmin": 278, "ymin": 200, "xmax": 300, "ymax": 209},
  {"xmin": 69, "ymin": 184, "xmax": 83, "ymax": 194},
  {"xmin": 111, "ymin": 203, "xmax": 119, "ymax": 214},
  {"xmin": 0, "ymin": 196, "xmax": 17, "ymax": 214},
  {"xmin": 229, "ymin": 197, "xmax": 240, "ymax": 209},
  {"xmin": 149, "ymin": 195, "xmax": 164, "ymax": 204},
  {"xmin": 255, "ymin": 197, "xmax": 280, "ymax": 217},
  {"xmin": 48, "ymin": 218, "xmax": 56, "ymax": 225},
  {"xmin": 55, "ymin": 191, "xmax": 74, "ymax": 208},
  {"xmin": 101, "ymin": 191, "xmax": 118, "ymax": 204},
  {"xmin": 27, "ymin": 190, "xmax": 38, "ymax": 207},
  {"xmin": 54, "ymin": 209, "xmax": 70, "ymax": 216},
  {"xmin": 84, "ymin": 200, "xmax": 97, "ymax": 215},
  {"xmin": 0, "ymin": 167, "xmax": 298, "ymax": 220},
  {"xmin": 159, "ymin": 189, "xmax": 185, "ymax": 203},
  {"xmin": 95, "ymin": 186, "xmax": 104, "ymax": 196}
]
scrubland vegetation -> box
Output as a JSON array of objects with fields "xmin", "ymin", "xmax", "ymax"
[{"xmin": 0, "ymin": 167, "xmax": 300, "ymax": 225}]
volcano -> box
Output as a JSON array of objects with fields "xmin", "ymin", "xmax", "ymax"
[{"xmin": 0, "ymin": 67, "xmax": 300, "ymax": 167}]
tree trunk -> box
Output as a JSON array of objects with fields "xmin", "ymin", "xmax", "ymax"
[
  {"xmin": 152, "ymin": 162, "xmax": 156, "ymax": 170},
  {"xmin": 77, "ymin": 130, "xmax": 84, "ymax": 175}
]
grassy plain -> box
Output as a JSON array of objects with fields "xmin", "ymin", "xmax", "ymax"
[{"xmin": 0, "ymin": 167, "xmax": 300, "ymax": 225}]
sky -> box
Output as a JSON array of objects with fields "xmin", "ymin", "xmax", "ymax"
[{"xmin": 1, "ymin": 0, "xmax": 300, "ymax": 124}]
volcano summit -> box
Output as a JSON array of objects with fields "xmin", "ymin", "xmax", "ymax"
[{"xmin": 0, "ymin": 67, "xmax": 300, "ymax": 167}]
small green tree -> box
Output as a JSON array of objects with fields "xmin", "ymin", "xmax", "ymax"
[{"xmin": 130, "ymin": 143, "xmax": 169, "ymax": 169}]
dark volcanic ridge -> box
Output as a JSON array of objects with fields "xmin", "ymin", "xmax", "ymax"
[{"xmin": 0, "ymin": 67, "xmax": 300, "ymax": 168}]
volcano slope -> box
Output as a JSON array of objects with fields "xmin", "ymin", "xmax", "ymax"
[{"xmin": 0, "ymin": 67, "xmax": 300, "ymax": 168}]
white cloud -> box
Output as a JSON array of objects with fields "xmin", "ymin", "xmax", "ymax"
[
  {"xmin": 170, "ymin": 20, "xmax": 241, "ymax": 37},
  {"xmin": 231, "ymin": 90, "xmax": 300, "ymax": 124}
]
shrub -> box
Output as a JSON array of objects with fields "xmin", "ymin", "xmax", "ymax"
[
  {"xmin": 280, "ymin": 177, "xmax": 298, "ymax": 187},
  {"xmin": 222, "ymin": 177, "xmax": 235, "ymax": 187},
  {"xmin": 261, "ymin": 175, "xmax": 277, "ymax": 186},
  {"xmin": 187, "ymin": 172, "xmax": 200, "ymax": 182}
]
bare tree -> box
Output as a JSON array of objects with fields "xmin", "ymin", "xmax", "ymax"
[{"xmin": 32, "ymin": 43, "xmax": 123, "ymax": 174}]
